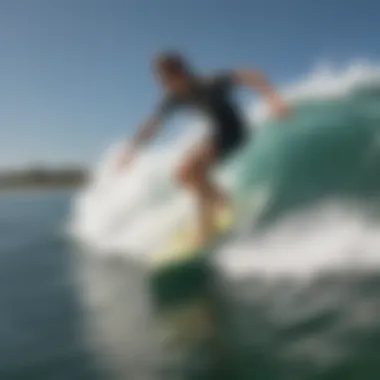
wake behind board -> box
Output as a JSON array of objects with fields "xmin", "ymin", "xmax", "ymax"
[{"xmin": 150, "ymin": 207, "xmax": 235, "ymax": 311}]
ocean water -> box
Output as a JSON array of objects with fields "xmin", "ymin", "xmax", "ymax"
[
  {"xmin": 2, "ymin": 62, "xmax": 380, "ymax": 380},
  {"xmin": 0, "ymin": 191, "xmax": 103, "ymax": 380}
]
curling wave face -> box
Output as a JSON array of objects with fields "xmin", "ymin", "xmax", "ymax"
[{"xmin": 70, "ymin": 61, "xmax": 380, "ymax": 277}]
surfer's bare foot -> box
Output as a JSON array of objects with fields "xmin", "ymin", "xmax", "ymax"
[
  {"xmin": 213, "ymin": 202, "xmax": 229, "ymax": 217},
  {"xmin": 193, "ymin": 196, "xmax": 232, "ymax": 246},
  {"xmin": 213, "ymin": 199, "xmax": 233, "ymax": 224},
  {"xmin": 194, "ymin": 232, "xmax": 211, "ymax": 247},
  {"xmin": 209, "ymin": 188, "xmax": 231, "ymax": 219},
  {"xmin": 194, "ymin": 223, "xmax": 216, "ymax": 246},
  {"xmin": 212, "ymin": 190, "xmax": 229, "ymax": 210}
]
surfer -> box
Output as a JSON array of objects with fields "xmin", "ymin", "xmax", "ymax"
[{"xmin": 119, "ymin": 51, "xmax": 290, "ymax": 243}]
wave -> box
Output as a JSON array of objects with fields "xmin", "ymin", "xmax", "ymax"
[{"xmin": 69, "ymin": 60, "xmax": 380, "ymax": 277}]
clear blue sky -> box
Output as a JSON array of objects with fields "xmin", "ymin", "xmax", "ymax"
[{"xmin": 1, "ymin": 0, "xmax": 379, "ymax": 168}]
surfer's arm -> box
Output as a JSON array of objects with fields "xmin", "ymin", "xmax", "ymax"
[
  {"xmin": 118, "ymin": 115, "xmax": 163, "ymax": 168},
  {"xmin": 130, "ymin": 95, "xmax": 176, "ymax": 149},
  {"xmin": 118, "ymin": 98, "xmax": 174, "ymax": 168},
  {"xmin": 131, "ymin": 114, "xmax": 163, "ymax": 147},
  {"xmin": 118, "ymin": 113, "xmax": 164, "ymax": 169},
  {"xmin": 233, "ymin": 69, "xmax": 290, "ymax": 117}
]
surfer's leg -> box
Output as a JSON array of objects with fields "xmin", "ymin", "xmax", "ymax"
[{"xmin": 175, "ymin": 139, "xmax": 227, "ymax": 242}]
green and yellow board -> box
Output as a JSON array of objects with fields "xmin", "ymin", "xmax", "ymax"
[{"xmin": 150, "ymin": 207, "xmax": 235, "ymax": 311}]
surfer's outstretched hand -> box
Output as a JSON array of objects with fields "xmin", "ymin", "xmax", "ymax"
[{"xmin": 270, "ymin": 96, "xmax": 291, "ymax": 119}]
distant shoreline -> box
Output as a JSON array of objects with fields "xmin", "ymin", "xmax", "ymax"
[
  {"xmin": 0, "ymin": 183, "xmax": 84, "ymax": 193},
  {"xmin": 0, "ymin": 167, "xmax": 88, "ymax": 195}
]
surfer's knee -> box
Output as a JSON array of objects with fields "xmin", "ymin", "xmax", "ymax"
[{"xmin": 175, "ymin": 162, "xmax": 193, "ymax": 186}]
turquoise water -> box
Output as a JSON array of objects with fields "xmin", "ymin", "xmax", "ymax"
[
  {"xmin": 2, "ymin": 82, "xmax": 380, "ymax": 379},
  {"xmin": 237, "ymin": 91, "xmax": 380, "ymax": 226}
]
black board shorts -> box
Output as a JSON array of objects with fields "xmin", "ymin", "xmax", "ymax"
[{"xmin": 213, "ymin": 125, "xmax": 248, "ymax": 162}]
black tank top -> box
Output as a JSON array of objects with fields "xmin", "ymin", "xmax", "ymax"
[{"xmin": 155, "ymin": 73, "xmax": 246, "ymax": 139}]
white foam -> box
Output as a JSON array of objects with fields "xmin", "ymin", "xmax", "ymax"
[
  {"xmin": 248, "ymin": 60, "xmax": 380, "ymax": 124},
  {"xmin": 217, "ymin": 202, "xmax": 380, "ymax": 279}
]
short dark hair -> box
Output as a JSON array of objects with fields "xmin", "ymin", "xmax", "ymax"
[{"xmin": 154, "ymin": 51, "xmax": 190, "ymax": 76}]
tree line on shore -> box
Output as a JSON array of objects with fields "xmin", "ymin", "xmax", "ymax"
[{"xmin": 0, "ymin": 167, "xmax": 87, "ymax": 190}]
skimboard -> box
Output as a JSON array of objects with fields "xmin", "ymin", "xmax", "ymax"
[{"xmin": 150, "ymin": 206, "xmax": 235, "ymax": 311}]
